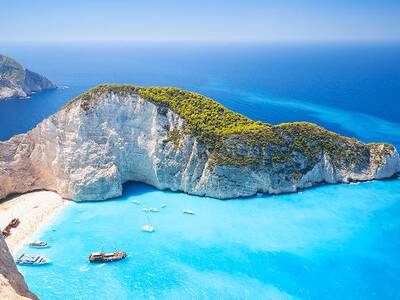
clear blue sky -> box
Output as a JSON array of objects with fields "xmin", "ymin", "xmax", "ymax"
[{"xmin": 1, "ymin": 0, "xmax": 399, "ymax": 42}]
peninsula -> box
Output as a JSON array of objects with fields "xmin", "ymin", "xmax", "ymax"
[
  {"xmin": 0, "ymin": 54, "xmax": 56, "ymax": 101},
  {"xmin": 0, "ymin": 84, "xmax": 399, "ymax": 201}
]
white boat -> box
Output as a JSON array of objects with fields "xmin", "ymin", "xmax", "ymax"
[
  {"xmin": 89, "ymin": 251, "xmax": 127, "ymax": 263},
  {"xmin": 143, "ymin": 207, "xmax": 158, "ymax": 212},
  {"xmin": 15, "ymin": 253, "xmax": 51, "ymax": 265},
  {"xmin": 142, "ymin": 225, "xmax": 155, "ymax": 232},
  {"xmin": 28, "ymin": 240, "xmax": 49, "ymax": 249},
  {"xmin": 132, "ymin": 200, "xmax": 140, "ymax": 205},
  {"xmin": 161, "ymin": 204, "xmax": 166, "ymax": 208},
  {"xmin": 183, "ymin": 210, "xmax": 195, "ymax": 215}
]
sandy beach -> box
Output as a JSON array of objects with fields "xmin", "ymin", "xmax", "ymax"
[{"xmin": 0, "ymin": 191, "xmax": 69, "ymax": 255}]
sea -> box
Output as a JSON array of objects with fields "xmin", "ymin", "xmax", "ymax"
[{"xmin": 0, "ymin": 42, "xmax": 399, "ymax": 300}]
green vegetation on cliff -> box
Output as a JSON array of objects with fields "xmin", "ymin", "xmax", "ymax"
[
  {"xmin": 66, "ymin": 84, "xmax": 267, "ymax": 145},
  {"xmin": 65, "ymin": 84, "xmax": 395, "ymax": 171}
]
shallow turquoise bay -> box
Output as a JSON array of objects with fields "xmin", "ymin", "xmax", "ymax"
[{"xmin": 18, "ymin": 180, "xmax": 400, "ymax": 299}]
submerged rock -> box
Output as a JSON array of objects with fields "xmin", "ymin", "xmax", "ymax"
[
  {"xmin": 0, "ymin": 234, "xmax": 38, "ymax": 299},
  {"xmin": 0, "ymin": 84, "xmax": 399, "ymax": 201},
  {"xmin": 0, "ymin": 54, "xmax": 56, "ymax": 101}
]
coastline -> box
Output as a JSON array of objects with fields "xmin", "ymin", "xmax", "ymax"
[{"xmin": 0, "ymin": 191, "xmax": 69, "ymax": 255}]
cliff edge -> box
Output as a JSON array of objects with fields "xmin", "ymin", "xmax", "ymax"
[
  {"xmin": 0, "ymin": 84, "xmax": 399, "ymax": 201},
  {"xmin": 0, "ymin": 54, "xmax": 56, "ymax": 101},
  {"xmin": 0, "ymin": 234, "xmax": 38, "ymax": 299}
]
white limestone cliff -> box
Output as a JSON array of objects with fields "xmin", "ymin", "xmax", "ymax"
[{"xmin": 0, "ymin": 87, "xmax": 398, "ymax": 201}]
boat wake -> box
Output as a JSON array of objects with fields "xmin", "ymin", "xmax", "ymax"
[{"xmin": 79, "ymin": 265, "xmax": 89, "ymax": 272}]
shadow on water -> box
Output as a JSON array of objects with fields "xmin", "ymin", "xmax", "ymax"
[
  {"xmin": 120, "ymin": 176, "xmax": 400, "ymax": 203},
  {"xmin": 121, "ymin": 181, "xmax": 158, "ymax": 197}
]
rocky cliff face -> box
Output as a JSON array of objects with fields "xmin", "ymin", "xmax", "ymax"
[
  {"xmin": 0, "ymin": 54, "xmax": 56, "ymax": 101},
  {"xmin": 0, "ymin": 84, "xmax": 399, "ymax": 201},
  {"xmin": 0, "ymin": 234, "xmax": 38, "ymax": 300}
]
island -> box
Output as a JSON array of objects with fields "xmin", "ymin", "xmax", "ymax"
[
  {"xmin": 0, "ymin": 54, "xmax": 56, "ymax": 101},
  {"xmin": 0, "ymin": 84, "xmax": 399, "ymax": 201}
]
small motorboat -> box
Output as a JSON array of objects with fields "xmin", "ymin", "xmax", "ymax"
[
  {"xmin": 132, "ymin": 200, "xmax": 140, "ymax": 205},
  {"xmin": 143, "ymin": 207, "xmax": 159, "ymax": 212},
  {"xmin": 142, "ymin": 225, "xmax": 155, "ymax": 232},
  {"xmin": 183, "ymin": 210, "xmax": 195, "ymax": 215},
  {"xmin": 28, "ymin": 240, "xmax": 49, "ymax": 249},
  {"xmin": 2, "ymin": 227, "xmax": 11, "ymax": 238},
  {"xmin": 161, "ymin": 204, "xmax": 167, "ymax": 208},
  {"xmin": 2, "ymin": 218, "xmax": 20, "ymax": 238},
  {"xmin": 89, "ymin": 251, "xmax": 127, "ymax": 263},
  {"xmin": 10, "ymin": 218, "xmax": 20, "ymax": 228},
  {"xmin": 15, "ymin": 253, "xmax": 51, "ymax": 265}
]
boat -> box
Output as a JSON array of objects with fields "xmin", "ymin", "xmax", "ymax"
[
  {"xmin": 142, "ymin": 225, "xmax": 155, "ymax": 232},
  {"xmin": 143, "ymin": 207, "xmax": 159, "ymax": 212},
  {"xmin": 15, "ymin": 253, "xmax": 51, "ymax": 265},
  {"xmin": 2, "ymin": 218, "xmax": 20, "ymax": 238},
  {"xmin": 132, "ymin": 200, "xmax": 140, "ymax": 205},
  {"xmin": 183, "ymin": 210, "xmax": 195, "ymax": 215},
  {"xmin": 10, "ymin": 218, "xmax": 20, "ymax": 228},
  {"xmin": 28, "ymin": 240, "xmax": 49, "ymax": 248},
  {"xmin": 161, "ymin": 204, "xmax": 166, "ymax": 208},
  {"xmin": 89, "ymin": 251, "xmax": 127, "ymax": 263},
  {"xmin": 2, "ymin": 227, "xmax": 11, "ymax": 238}
]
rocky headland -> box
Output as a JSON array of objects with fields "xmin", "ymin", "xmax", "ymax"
[
  {"xmin": 0, "ymin": 84, "xmax": 399, "ymax": 201},
  {"xmin": 0, "ymin": 54, "xmax": 56, "ymax": 101}
]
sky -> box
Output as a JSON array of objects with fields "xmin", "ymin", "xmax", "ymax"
[{"xmin": 0, "ymin": 0, "xmax": 399, "ymax": 43}]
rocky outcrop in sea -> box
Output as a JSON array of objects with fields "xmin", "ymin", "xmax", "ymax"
[
  {"xmin": 0, "ymin": 54, "xmax": 56, "ymax": 101},
  {"xmin": 0, "ymin": 84, "xmax": 399, "ymax": 201}
]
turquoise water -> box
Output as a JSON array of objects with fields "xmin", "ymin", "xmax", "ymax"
[
  {"xmin": 18, "ymin": 180, "xmax": 400, "ymax": 299},
  {"xmin": 1, "ymin": 43, "xmax": 399, "ymax": 299}
]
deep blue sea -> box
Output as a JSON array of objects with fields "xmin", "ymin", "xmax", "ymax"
[{"xmin": 1, "ymin": 42, "xmax": 399, "ymax": 299}]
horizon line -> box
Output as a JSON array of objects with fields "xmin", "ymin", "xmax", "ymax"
[{"xmin": 1, "ymin": 38, "xmax": 400, "ymax": 44}]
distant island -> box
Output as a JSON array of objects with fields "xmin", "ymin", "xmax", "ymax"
[
  {"xmin": 0, "ymin": 54, "xmax": 56, "ymax": 101},
  {"xmin": 0, "ymin": 84, "xmax": 399, "ymax": 201}
]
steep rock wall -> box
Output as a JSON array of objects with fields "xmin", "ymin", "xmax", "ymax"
[
  {"xmin": 0, "ymin": 89, "xmax": 398, "ymax": 201},
  {"xmin": 0, "ymin": 234, "xmax": 38, "ymax": 299}
]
